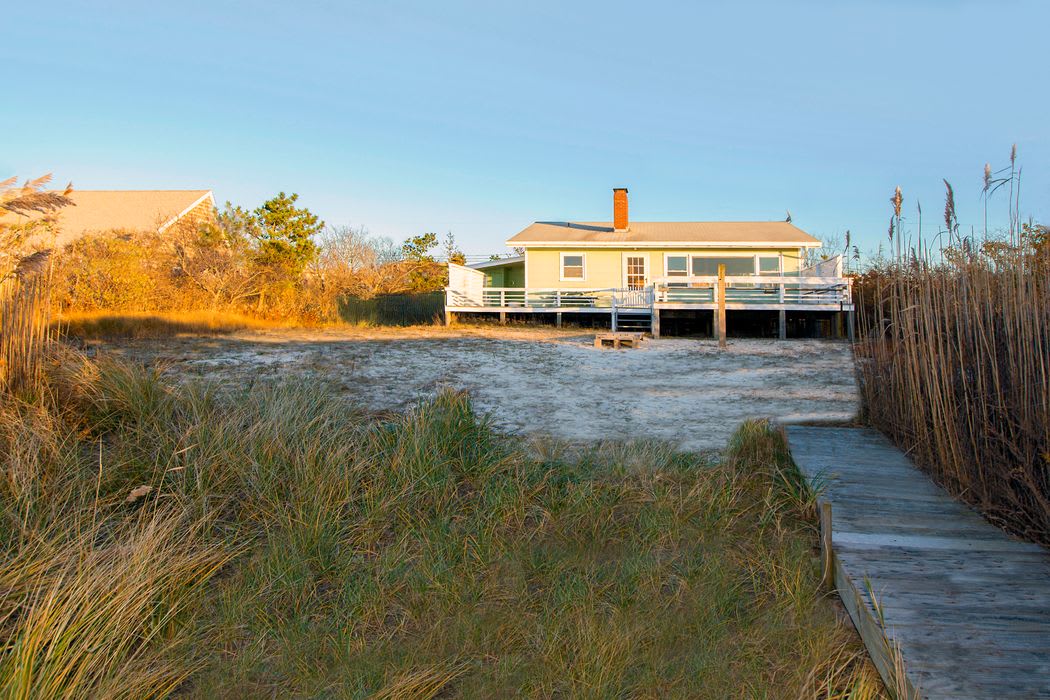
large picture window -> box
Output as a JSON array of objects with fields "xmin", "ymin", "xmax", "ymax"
[
  {"xmin": 758, "ymin": 256, "xmax": 781, "ymax": 275},
  {"xmin": 560, "ymin": 253, "xmax": 585, "ymax": 280},
  {"xmin": 691, "ymin": 256, "xmax": 754, "ymax": 276}
]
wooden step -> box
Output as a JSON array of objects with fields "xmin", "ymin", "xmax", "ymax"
[{"xmin": 594, "ymin": 332, "xmax": 645, "ymax": 349}]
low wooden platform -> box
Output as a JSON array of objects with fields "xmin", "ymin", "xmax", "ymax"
[
  {"xmin": 785, "ymin": 426, "xmax": 1050, "ymax": 699},
  {"xmin": 593, "ymin": 332, "xmax": 644, "ymax": 349}
]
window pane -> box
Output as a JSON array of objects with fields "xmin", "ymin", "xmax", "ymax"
[
  {"xmin": 691, "ymin": 257, "xmax": 754, "ymax": 276},
  {"xmin": 666, "ymin": 255, "xmax": 687, "ymax": 275},
  {"xmin": 759, "ymin": 256, "xmax": 780, "ymax": 274},
  {"xmin": 562, "ymin": 254, "xmax": 584, "ymax": 279}
]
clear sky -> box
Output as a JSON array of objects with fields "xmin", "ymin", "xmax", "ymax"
[{"xmin": 4, "ymin": 0, "xmax": 1047, "ymax": 258}]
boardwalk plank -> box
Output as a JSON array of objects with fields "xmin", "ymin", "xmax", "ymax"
[{"xmin": 785, "ymin": 425, "xmax": 1050, "ymax": 700}]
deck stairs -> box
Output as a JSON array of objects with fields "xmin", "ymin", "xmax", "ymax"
[
  {"xmin": 611, "ymin": 288, "xmax": 655, "ymax": 334},
  {"xmin": 612, "ymin": 310, "xmax": 653, "ymax": 333}
]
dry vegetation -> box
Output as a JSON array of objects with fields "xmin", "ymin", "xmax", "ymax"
[
  {"xmin": 47, "ymin": 224, "xmax": 448, "ymax": 325},
  {"xmin": 0, "ymin": 175, "xmax": 68, "ymax": 397},
  {"xmin": 0, "ymin": 355, "xmax": 884, "ymax": 697},
  {"xmin": 57, "ymin": 310, "xmax": 278, "ymax": 339},
  {"xmin": 0, "ymin": 173, "xmax": 887, "ymax": 696},
  {"xmin": 854, "ymin": 151, "xmax": 1050, "ymax": 545}
]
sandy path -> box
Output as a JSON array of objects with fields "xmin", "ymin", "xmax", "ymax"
[{"xmin": 98, "ymin": 327, "xmax": 859, "ymax": 452}]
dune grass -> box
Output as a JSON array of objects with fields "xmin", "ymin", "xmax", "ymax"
[
  {"xmin": 0, "ymin": 353, "xmax": 883, "ymax": 698},
  {"xmin": 54, "ymin": 310, "xmax": 278, "ymax": 339}
]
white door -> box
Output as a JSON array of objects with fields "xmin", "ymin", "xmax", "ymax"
[{"xmin": 623, "ymin": 254, "xmax": 648, "ymax": 289}]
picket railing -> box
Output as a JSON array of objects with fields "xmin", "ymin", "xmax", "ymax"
[
  {"xmin": 446, "ymin": 276, "xmax": 852, "ymax": 309},
  {"xmin": 448, "ymin": 287, "xmax": 630, "ymax": 309},
  {"xmin": 650, "ymin": 275, "xmax": 853, "ymax": 306}
]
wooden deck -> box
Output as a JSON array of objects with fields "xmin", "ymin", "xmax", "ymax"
[{"xmin": 784, "ymin": 426, "xmax": 1050, "ymax": 699}]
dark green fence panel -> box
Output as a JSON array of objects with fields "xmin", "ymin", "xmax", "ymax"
[{"xmin": 338, "ymin": 292, "xmax": 444, "ymax": 326}]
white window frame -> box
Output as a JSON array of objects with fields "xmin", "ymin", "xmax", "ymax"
[
  {"xmin": 688, "ymin": 252, "xmax": 759, "ymax": 277},
  {"xmin": 757, "ymin": 254, "xmax": 782, "ymax": 276},
  {"xmin": 559, "ymin": 252, "xmax": 586, "ymax": 282},
  {"xmin": 622, "ymin": 252, "xmax": 649, "ymax": 288},
  {"xmin": 663, "ymin": 253, "xmax": 689, "ymax": 277}
]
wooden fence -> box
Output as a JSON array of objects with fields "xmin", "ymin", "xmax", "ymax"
[{"xmin": 338, "ymin": 292, "xmax": 444, "ymax": 326}]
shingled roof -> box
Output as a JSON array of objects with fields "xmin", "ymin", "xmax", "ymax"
[
  {"xmin": 1, "ymin": 189, "xmax": 214, "ymax": 246},
  {"xmin": 506, "ymin": 221, "xmax": 822, "ymax": 248}
]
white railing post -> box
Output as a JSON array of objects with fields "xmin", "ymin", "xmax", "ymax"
[
  {"xmin": 555, "ymin": 289, "xmax": 561, "ymax": 308},
  {"xmin": 500, "ymin": 289, "xmax": 505, "ymax": 307},
  {"xmin": 778, "ymin": 283, "xmax": 785, "ymax": 304}
]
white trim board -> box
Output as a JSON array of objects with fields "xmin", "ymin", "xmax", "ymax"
[{"xmin": 157, "ymin": 191, "xmax": 215, "ymax": 233}]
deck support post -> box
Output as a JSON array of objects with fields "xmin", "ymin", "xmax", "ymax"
[
  {"xmin": 717, "ymin": 264, "xmax": 727, "ymax": 348},
  {"xmin": 651, "ymin": 309, "xmax": 660, "ymax": 338},
  {"xmin": 555, "ymin": 312, "xmax": 562, "ymax": 328},
  {"xmin": 846, "ymin": 310, "xmax": 855, "ymax": 342},
  {"xmin": 444, "ymin": 309, "xmax": 454, "ymax": 326},
  {"xmin": 778, "ymin": 309, "xmax": 787, "ymax": 340},
  {"xmin": 499, "ymin": 311, "xmax": 507, "ymax": 324}
]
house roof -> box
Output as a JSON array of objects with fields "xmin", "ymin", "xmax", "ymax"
[
  {"xmin": 506, "ymin": 221, "xmax": 822, "ymax": 248},
  {"xmin": 468, "ymin": 255, "xmax": 524, "ymax": 270},
  {"xmin": 1, "ymin": 189, "xmax": 214, "ymax": 246}
]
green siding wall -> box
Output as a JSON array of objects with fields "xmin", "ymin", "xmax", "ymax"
[{"xmin": 483, "ymin": 262, "xmax": 524, "ymax": 288}]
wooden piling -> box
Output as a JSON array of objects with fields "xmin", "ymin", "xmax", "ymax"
[{"xmin": 717, "ymin": 264, "xmax": 727, "ymax": 348}]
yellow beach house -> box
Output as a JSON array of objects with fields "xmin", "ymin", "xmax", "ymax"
[{"xmin": 446, "ymin": 188, "xmax": 853, "ymax": 338}]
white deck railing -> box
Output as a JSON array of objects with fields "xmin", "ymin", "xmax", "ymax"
[
  {"xmin": 446, "ymin": 275, "xmax": 852, "ymax": 309},
  {"xmin": 651, "ymin": 275, "xmax": 852, "ymax": 306},
  {"xmin": 448, "ymin": 287, "xmax": 636, "ymax": 309}
]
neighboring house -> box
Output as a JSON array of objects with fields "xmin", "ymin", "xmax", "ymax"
[
  {"xmin": 2, "ymin": 189, "xmax": 216, "ymax": 248},
  {"xmin": 446, "ymin": 188, "xmax": 853, "ymax": 338}
]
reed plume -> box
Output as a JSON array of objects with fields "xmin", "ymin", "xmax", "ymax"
[{"xmin": 856, "ymin": 155, "xmax": 1049, "ymax": 544}]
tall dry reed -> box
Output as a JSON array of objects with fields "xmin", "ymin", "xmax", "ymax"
[
  {"xmin": 855, "ymin": 165, "xmax": 1050, "ymax": 544},
  {"xmin": 0, "ymin": 173, "xmax": 71, "ymax": 399},
  {"xmin": 0, "ymin": 269, "xmax": 55, "ymax": 398}
]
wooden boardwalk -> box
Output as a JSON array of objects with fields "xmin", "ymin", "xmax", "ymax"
[{"xmin": 785, "ymin": 426, "xmax": 1050, "ymax": 699}]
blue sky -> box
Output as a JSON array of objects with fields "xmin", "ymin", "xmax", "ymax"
[{"xmin": 4, "ymin": 0, "xmax": 1047, "ymax": 257}]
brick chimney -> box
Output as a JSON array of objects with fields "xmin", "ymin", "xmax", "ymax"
[{"xmin": 613, "ymin": 188, "xmax": 628, "ymax": 230}]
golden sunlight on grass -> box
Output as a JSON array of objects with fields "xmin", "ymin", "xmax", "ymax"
[{"xmin": 54, "ymin": 310, "xmax": 281, "ymax": 339}]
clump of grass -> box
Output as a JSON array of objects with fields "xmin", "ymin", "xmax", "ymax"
[
  {"xmin": 0, "ymin": 382, "xmax": 231, "ymax": 698},
  {"xmin": 0, "ymin": 357, "xmax": 883, "ymax": 697},
  {"xmin": 55, "ymin": 310, "xmax": 277, "ymax": 340},
  {"xmin": 0, "ymin": 513, "xmax": 230, "ymax": 699}
]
